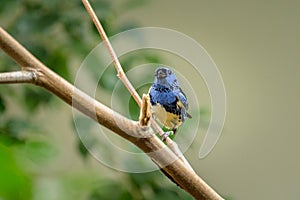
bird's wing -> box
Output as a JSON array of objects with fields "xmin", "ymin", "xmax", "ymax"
[
  {"xmin": 178, "ymin": 88, "xmax": 192, "ymax": 118},
  {"xmin": 178, "ymin": 88, "xmax": 189, "ymax": 109}
]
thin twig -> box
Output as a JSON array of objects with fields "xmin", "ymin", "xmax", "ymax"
[
  {"xmin": 81, "ymin": 0, "xmax": 193, "ymax": 171},
  {"xmin": 0, "ymin": 70, "xmax": 36, "ymax": 84},
  {"xmin": 81, "ymin": 0, "xmax": 141, "ymax": 106}
]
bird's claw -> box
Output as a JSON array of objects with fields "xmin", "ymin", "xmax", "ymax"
[{"xmin": 162, "ymin": 131, "xmax": 173, "ymax": 142}]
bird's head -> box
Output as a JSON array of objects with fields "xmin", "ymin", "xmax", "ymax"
[{"xmin": 154, "ymin": 67, "xmax": 179, "ymax": 89}]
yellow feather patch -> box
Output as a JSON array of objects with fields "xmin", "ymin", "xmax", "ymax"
[{"xmin": 151, "ymin": 103, "xmax": 182, "ymax": 130}]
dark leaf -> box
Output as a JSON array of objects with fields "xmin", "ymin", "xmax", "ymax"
[
  {"xmin": 98, "ymin": 65, "xmax": 119, "ymax": 91},
  {"xmin": 77, "ymin": 139, "xmax": 89, "ymax": 158},
  {"xmin": 5, "ymin": 118, "xmax": 29, "ymax": 138},
  {"xmin": 128, "ymin": 96, "xmax": 139, "ymax": 121},
  {"xmin": 0, "ymin": 95, "xmax": 6, "ymax": 113},
  {"xmin": 46, "ymin": 49, "xmax": 70, "ymax": 81},
  {"xmin": 24, "ymin": 87, "xmax": 52, "ymax": 112},
  {"xmin": 0, "ymin": 118, "xmax": 32, "ymax": 145},
  {"xmin": 89, "ymin": 181, "xmax": 133, "ymax": 200},
  {"xmin": 72, "ymin": 116, "xmax": 96, "ymax": 158}
]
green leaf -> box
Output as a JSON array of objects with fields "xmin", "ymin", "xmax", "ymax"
[
  {"xmin": 72, "ymin": 116, "xmax": 96, "ymax": 158},
  {"xmin": 98, "ymin": 65, "xmax": 118, "ymax": 91},
  {"xmin": 46, "ymin": 48, "xmax": 70, "ymax": 81},
  {"xmin": 0, "ymin": 144, "xmax": 32, "ymax": 200},
  {"xmin": 6, "ymin": 118, "xmax": 29, "ymax": 137},
  {"xmin": 77, "ymin": 139, "xmax": 89, "ymax": 159},
  {"xmin": 24, "ymin": 87, "xmax": 52, "ymax": 112},
  {"xmin": 88, "ymin": 180, "xmax": 133, "ymax": 200},
  {"xmin": 25, "ymin": 140, "xmax": 57, "ymax": 163},
  {"xmin": 128, "ymin": 96, "xmax": 139, "ymax": 121},
  {"xmin": 0, "ymin": 118, "xmax": 29, "ymax": 145}
]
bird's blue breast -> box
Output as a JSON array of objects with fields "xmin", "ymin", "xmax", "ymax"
[
  {"xmin": 149, "ymin": 84, "xmax": 182, "ymax": 117},
  {"xmin": 149, "ymin": 84, "xmax": 177, "ymax": 105}
]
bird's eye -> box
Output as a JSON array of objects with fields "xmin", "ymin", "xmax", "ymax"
[{"xmin": 168, "ymin": 70, "xmax": 172, "ymax": 75}]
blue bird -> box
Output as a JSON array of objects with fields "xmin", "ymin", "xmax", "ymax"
[{"xmin": 149, "ymin": 67, "xmax": 192, "ymax": 139}]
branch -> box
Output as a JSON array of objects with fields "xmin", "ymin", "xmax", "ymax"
[
  {"xmin": 81, "ymin": 0, "xmax": 193, "ymax": 171},
  {"xmin": 82, "ymin": 0, "xmax": 140, "ymax": 105},
  {"xmin": 0, "ymin": 71, "xmax": 36, "ymax": 84},
  {"xmin": 139, "ymin": 94, "xmax": 151, "ymax": 127},
  {"xmin": 0, "ymin": 27, "xmax": 223, "ymax": 200}
]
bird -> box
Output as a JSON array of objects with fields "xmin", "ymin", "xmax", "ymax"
[{"xmin": 149, "ymin": 66, "xmax": 192, "ymax": 140}]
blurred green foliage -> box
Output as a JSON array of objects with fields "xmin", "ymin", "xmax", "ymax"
[
  {"xmin": 0, "ymin": 0, "xmax": 193, "ymax": 200},
  {"xmin": 0, "ymin": 144, "xmax": 32, "ymax": 200},
  {"xmin": 89, "ymin": 172, "xmax": 192, "ymax": 200}
]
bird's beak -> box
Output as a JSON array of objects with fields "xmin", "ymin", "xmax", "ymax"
[{"xmin": 157, "ymin": 69, "xmax": 166, "ymax": 79}]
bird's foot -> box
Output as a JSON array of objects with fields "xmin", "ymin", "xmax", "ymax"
[{"xmin": 161, "ymin": 131, "xmax": 174, "ymax": 142}]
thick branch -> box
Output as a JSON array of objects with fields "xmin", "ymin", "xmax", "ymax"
[{"xmin": 0, "ymin": 27, "xmax": 223, "ymax": 200}]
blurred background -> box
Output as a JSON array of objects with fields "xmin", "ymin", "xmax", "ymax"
[{"xmin": 0, "ymin": 0, "xmax": 299, "ymax": 199}]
